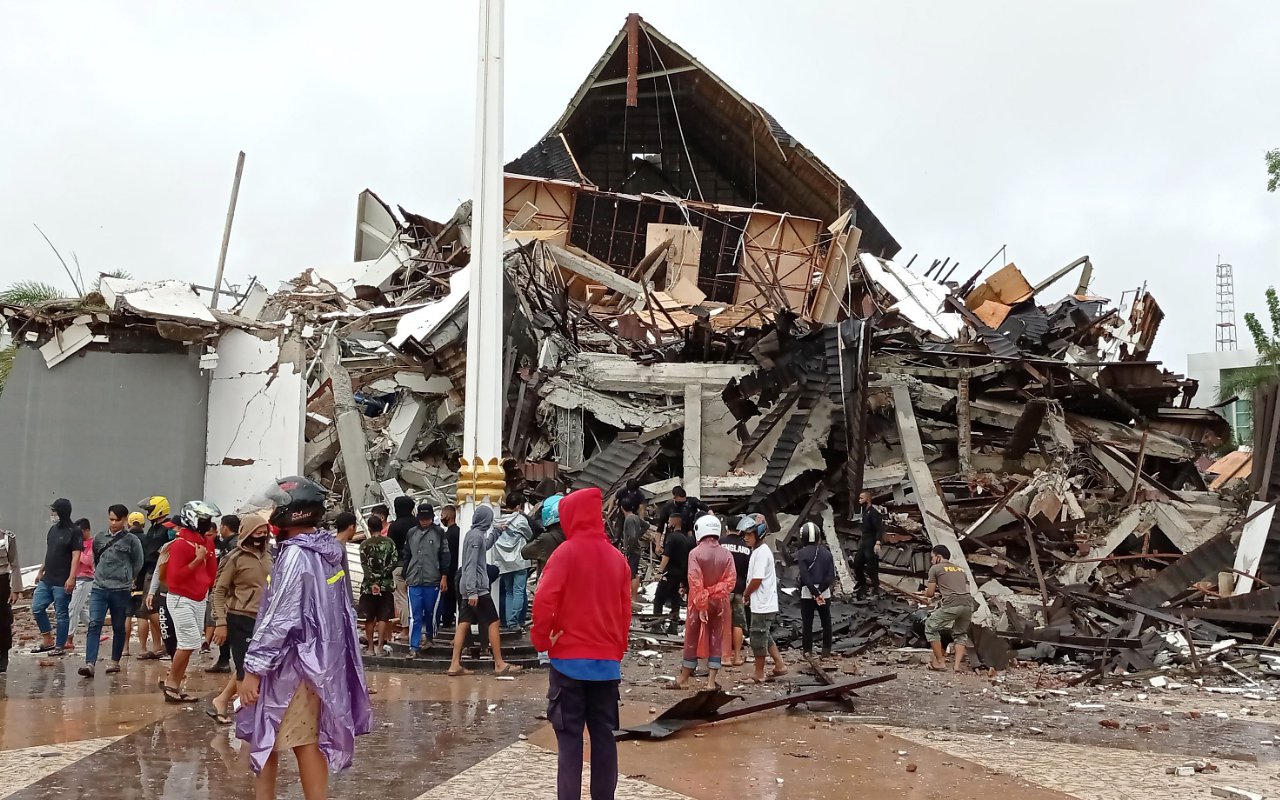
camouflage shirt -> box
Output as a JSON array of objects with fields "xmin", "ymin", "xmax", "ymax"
[{"xmin": 359, "ymin": 535, "xmax": 398, "ymax": 595}]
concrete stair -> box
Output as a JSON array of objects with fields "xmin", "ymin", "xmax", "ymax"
[{"xmin": 362, "ymin": 626, "xmax": 544, "ymax": 673}]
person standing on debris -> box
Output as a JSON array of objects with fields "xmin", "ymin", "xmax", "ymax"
[
  {"xmin": 205, "ymin": 513, "xmax": 241, "ymax": 675},
  {"xmin": 404, "ymin": 504, "xmax": 449, "ymax": 656},
  {"xmin": 208, "ymin": 513, "xmax": 272, "ymax": 725},
  {"xmin": 658, "ymin": 486, "xmax": 708, "ymax": 537},
  {"xmin": 446, "ymin": 505, "xmax": 522, "ymax": 677},
  {"xmin": 743, "ymin": 522, "xmax": 787, "ymax": 683},
  {"xmin": 529, "ymin": 487, "xmax": 631, "ymax": 800},
  {"xmin": 161, "ymin": 500, "xmax": 220, "ymax": 703},
  {"xmin": 522, "ymin": 492, "xmax": 566, "ymax": 572},
  {"xmin": 653, "ymin": 513, "xmax": 693, "ymax": 635},
  {"xmin": 923, "ymin": 545, "xmax": 976, "ymax": 673},
  {"xmin": 0, "ymin": 520, "xmax": 24, "ymax": 674},
  {"xmin": 721, "ymin": 515, "xmax": 758, "ymax": 668},
  {"xmin": 358, "ymin": 516, "xmax": 397, "ymax": 657},
  {"xmin": 795, "ymin": 521, "xmax": 835, "ymax": 658},
  {"xmin": 437, "ymin": 505, "xmax": 460, "ymax": 630},
  {"xmin": 854, "ymin": 491, "xmax": 884, "ymax": 600},
  {"xmin": 675, "ymin": 515, "xmax": 736, "ymax": 690},
  {"xmin": 333, "ymin": 511, "xmax": 360, "ymax": 589},
  {"xmin": 493, "ymin": 494, "xmax": 533, "ymax": 631},
  {"xmin": 79, "ymin": 505, "xmax": 143, "ymax": 678},
  {"xmin": 30, "ymin": 498, "xmax": 83, "ymax": 656},
  {"xmin": 621, "ymin": 498, "xmax": 648, "ymax": 596},
  {"xmin": 135, "ymin": 496, "xmax": 173, "ymax": 661},
  {"xmin": 64, "ymin": 518, "xmax": 95, "ymax": 652},
  {"xmin": 386, "ymin": 496, "xmax": 417, "ymax": 636},
  {"xmin": 237, "ymin": 476, "xmax": 372, "ymax": 800}
]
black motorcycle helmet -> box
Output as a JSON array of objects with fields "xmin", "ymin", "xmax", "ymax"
[{"xmin": 255, "ymin": 476, "xmax": 329, "ymax": 529}]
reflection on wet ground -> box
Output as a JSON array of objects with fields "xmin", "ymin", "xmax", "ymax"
[{"xmin": 1, "ymin": 649, "xmax": 1278, "ymax": 800}]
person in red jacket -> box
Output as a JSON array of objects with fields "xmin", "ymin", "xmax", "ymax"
[
  {"xmin": 162, "ymin": 500, "xmax": 220, "ymax": 703},
  {"xmin": 530, "ymin": 488, "xmax": 631, "ymax": 800}
]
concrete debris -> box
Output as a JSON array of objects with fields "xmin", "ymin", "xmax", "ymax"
[{"xmin": 0, "ymin": 13, "xmax": 1275, "ymax": 697}]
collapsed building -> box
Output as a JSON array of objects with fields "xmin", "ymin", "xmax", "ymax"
[{"xmin": 1, "ymin": 14, "xmax": 1276, "ymax": 682}]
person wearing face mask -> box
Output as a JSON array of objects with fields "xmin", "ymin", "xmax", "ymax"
[
  {"xmin": 30, "ymin": 498, "xmax": 83, "ymax": 656},
  {"xmin": 207, "ymin": 513, "xmax": 273, "ymax": 725},
  {"xmin": 160, "ymin": 500, "xmax": 220, "ymax": 703}
]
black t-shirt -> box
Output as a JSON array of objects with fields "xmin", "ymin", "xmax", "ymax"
[
  {"xmin": 387, "ymin": 517, "xmax": 417, "ymax": 562},
  {"xmin": 661, "ymin": 530, "xmax": 694, "ymax": 583},
  {"xmin": 42, "ymin": 522, "xmax": 84, "ymax": 587},
  {"xmin": 720, "ymin": 533, "xmax": 752, "ymax": 595},
  {"xmin": 860, "ymin": 505, "xmax": 884, "ymax": 552},
  {"xmin": 444, "ymin": 524, "xmax": 461, "ymax": 579}
]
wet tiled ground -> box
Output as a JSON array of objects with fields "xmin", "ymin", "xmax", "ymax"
[{"xmin": 1, "ymin": 644, "xmax": 1274, "ymax": 800}]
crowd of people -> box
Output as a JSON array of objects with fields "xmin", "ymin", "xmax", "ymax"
[{"xmin": 0, "ymin": 475, "xmax": 979, "ymax": 800}]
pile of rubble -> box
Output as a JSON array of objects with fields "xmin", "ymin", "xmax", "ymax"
[{"xmin": 2, "ymin": 13, "xmax": 1277, "ymax": 686}]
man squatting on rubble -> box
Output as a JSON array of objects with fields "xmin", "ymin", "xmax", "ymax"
[
  {"xmin": 531, "ymin": 487, "xmax": 632, "ymax": 800},
  {"xmin": 676, "ymin": 515, "xmax": 735, "ymax": 690},
  {"xmin": 924, "ymin": 545, "xmax": 977, "ymax": 672}
]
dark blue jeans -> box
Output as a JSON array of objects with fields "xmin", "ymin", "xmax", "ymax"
[
  {"xmin": 547, "ymin": 667, "xmax": 619, "ymax": 800},
  {"xmin": 85, "ymin": 588, "xmax": 132, "ymax": 665},
  {"xmin": 31, "ymin": 580, "xmax": 71, "ymax": 647}
]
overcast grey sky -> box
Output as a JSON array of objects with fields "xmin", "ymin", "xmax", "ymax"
[{"xmin": 2, "ymin": 2, "xmax": 1277, "ymax": 368}]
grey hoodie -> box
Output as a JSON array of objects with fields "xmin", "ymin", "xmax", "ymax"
[
  {"xmin": 491, "ymin": 511, "xmax": 531, "ymax": 575},
  {"xmin": 459, "ymin": 506, "xmax": 497, "ymax": 600},
  {"xmin": 91, "ymin": 529, "xmax": 144, "ymax": 591},
  {"xmin": 404, "ymin": 524, "xmax": 450, "ymax": 587}
]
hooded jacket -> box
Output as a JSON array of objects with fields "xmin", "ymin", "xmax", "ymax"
[
  {"xmin": 166, "ymin": 525, "xmax": 217, "ymax": 602},
  {"xmin": 530, "ymin": 489, "xmax": 632, "ymax": 662},
  {"xmin": 403, "ymin": 522, "xmax": 449, "ymax": 587},
  {"xmin": 211, "ymin": 513, "xmax": 273, "ymax": 624},
  {"xmin": 386, "ymin": 496, "xmax": 417, "ymax": 561},
  {"xmin": 237, "ymin": 529, "xmax": 372, "ymax": 774},
  {"xmin": 458, "ymin": 506, "xmax": 497, "ymax": 600},
  {"xmin": 41, "ymin": 498, "xmax": 83, "ymax": 588},
  {"xmin": 490, "ymin": 510, "xmax": 531, "ymax": 574},
  {"xmin": 136, "ymin": 519, "xmax": 172, "ymax": 592}
]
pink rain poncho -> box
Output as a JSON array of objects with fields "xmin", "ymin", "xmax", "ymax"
[
  {"xmin": 683, "ymin": 537, "xmax": 737, "ymax": 671},
  {"xmin": 235, "ymin": 529, "xmax": 372, "ymax": 773}
]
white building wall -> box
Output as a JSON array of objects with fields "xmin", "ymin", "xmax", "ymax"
[{"xmin": 1186, "ymin": 349, "xmax": 1259, "ymax": 408}]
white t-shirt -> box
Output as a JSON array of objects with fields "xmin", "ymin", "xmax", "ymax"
[{"xmin": 746, "ymin": 543, "xmax": 779, "ymax": 614}]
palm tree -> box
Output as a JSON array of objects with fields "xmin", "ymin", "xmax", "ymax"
[
  {"xmin": 0, "ymin": 281, "xmax": 66, "ymax": 395},
  {"xmin": 1218, "ymin": 286, "xmax": 1280, "ymax": 402}
]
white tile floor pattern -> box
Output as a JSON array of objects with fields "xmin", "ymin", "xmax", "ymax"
[
  {"xmin": 0, "ymin": 737, "xmax": 121, "ymax": 800},
  {"xmin": 413, "ymin": 740, "xmax": 695, "ymax": 800},
  {"xmin": 879, "ymin": 726, "xmax": 1280, "ymax": 800}
]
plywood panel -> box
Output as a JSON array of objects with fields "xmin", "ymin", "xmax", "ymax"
[
  {"xmin": 645, "ymin": 223, "xmax": 702, "ymax": 289},
  {"xmin": 737, "ymin": 212, "xmax": 821, "ymax": 311},
  {"xmin": 503, "ymin": 177, "xmax": 575, "ymax": 232}
]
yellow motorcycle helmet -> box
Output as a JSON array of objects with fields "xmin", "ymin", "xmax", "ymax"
[
  {"xmin": 126, "ymin": 512, "xmax": 147, "ymax": 528},
  {"xmin": 138, "ymin": 496, "xmax": 170, "ymax": 522}
]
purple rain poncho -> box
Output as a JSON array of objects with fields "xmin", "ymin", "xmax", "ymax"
[{"xmin": 235, "ymin": 529, "xmax": 372, "ymax": 773}]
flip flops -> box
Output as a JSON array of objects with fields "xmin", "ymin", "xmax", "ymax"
[
  {"xmin": 206, "ymin": 708, "xmax": 233, "ymax": 725},
  {"xmin": 493, "ymin": 664, "xmax": 523, "ymax": 675},
  {"xmin": 446, "ymin": 667, "xmax": 474, "ymax": 677},
  {"xmin": 137, "ymin": 651, "xmax": 162, "ymax": 661}
]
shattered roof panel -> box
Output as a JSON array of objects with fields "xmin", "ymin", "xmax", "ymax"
[
  {"xmin": 858, "ymin": 254, "xmax": 962, "ymax": 341},
  {"xmin": 100, "ymin": 277, "xmax": 218, "ymax": 326}
]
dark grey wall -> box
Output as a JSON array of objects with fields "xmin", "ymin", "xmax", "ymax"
[{"xmin": 0, "ymin": 346, "xmax": 207, "ymax": 559}]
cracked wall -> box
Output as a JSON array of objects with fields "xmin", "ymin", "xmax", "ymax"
[{"xmin": 203, "ymin": 329, "xmax": 304, "ymax": 513}]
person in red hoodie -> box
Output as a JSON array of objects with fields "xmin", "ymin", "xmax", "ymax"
[
  {"xmin": 162, "ymin": 500, "xmax": 221, "ymax": 703},
  {"xmin": 530, "ymin": 488, "xmax": 631, "ymax": 800}
]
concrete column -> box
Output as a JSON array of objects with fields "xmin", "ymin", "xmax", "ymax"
[
  {"xmin": 683, "ymin": 383, "xmax": 702, "ymax": 496},
  {"xmin": 457, "ymin": 0, "xmax": 507, "ymax": 525}
]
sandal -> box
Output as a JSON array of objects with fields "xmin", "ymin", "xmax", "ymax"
[
  {"xmin": 493, "ymin": 664, "xmax": 523, "ymax": 675},
  {"xmin": 30, "ymin": 643, "xmax": 54, "ymax": 654},
  {"xmin": 206, "ymin": 708, "xmax": 233, "ymax": 725},
  {"xmin": 926, "ymin": 662, "xmax": 947, "ymax": 672},
  {"xmin": 748, "ymin": 676, "xmax": 773, "ymax": 684},
  {"xmin": 446, "ymin": 667, "xmax": 474, "ymax": 677},
  {"xmin": 105, "ymin": 663, "xmax": 121, "ymax": 675},
  {"xmin": 137, "ymin": 651, "xmax": 162, "ymax": 661},
  {"xmin": 161, "ymin": 684, "xmax": 197, "ymax": 704}
]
